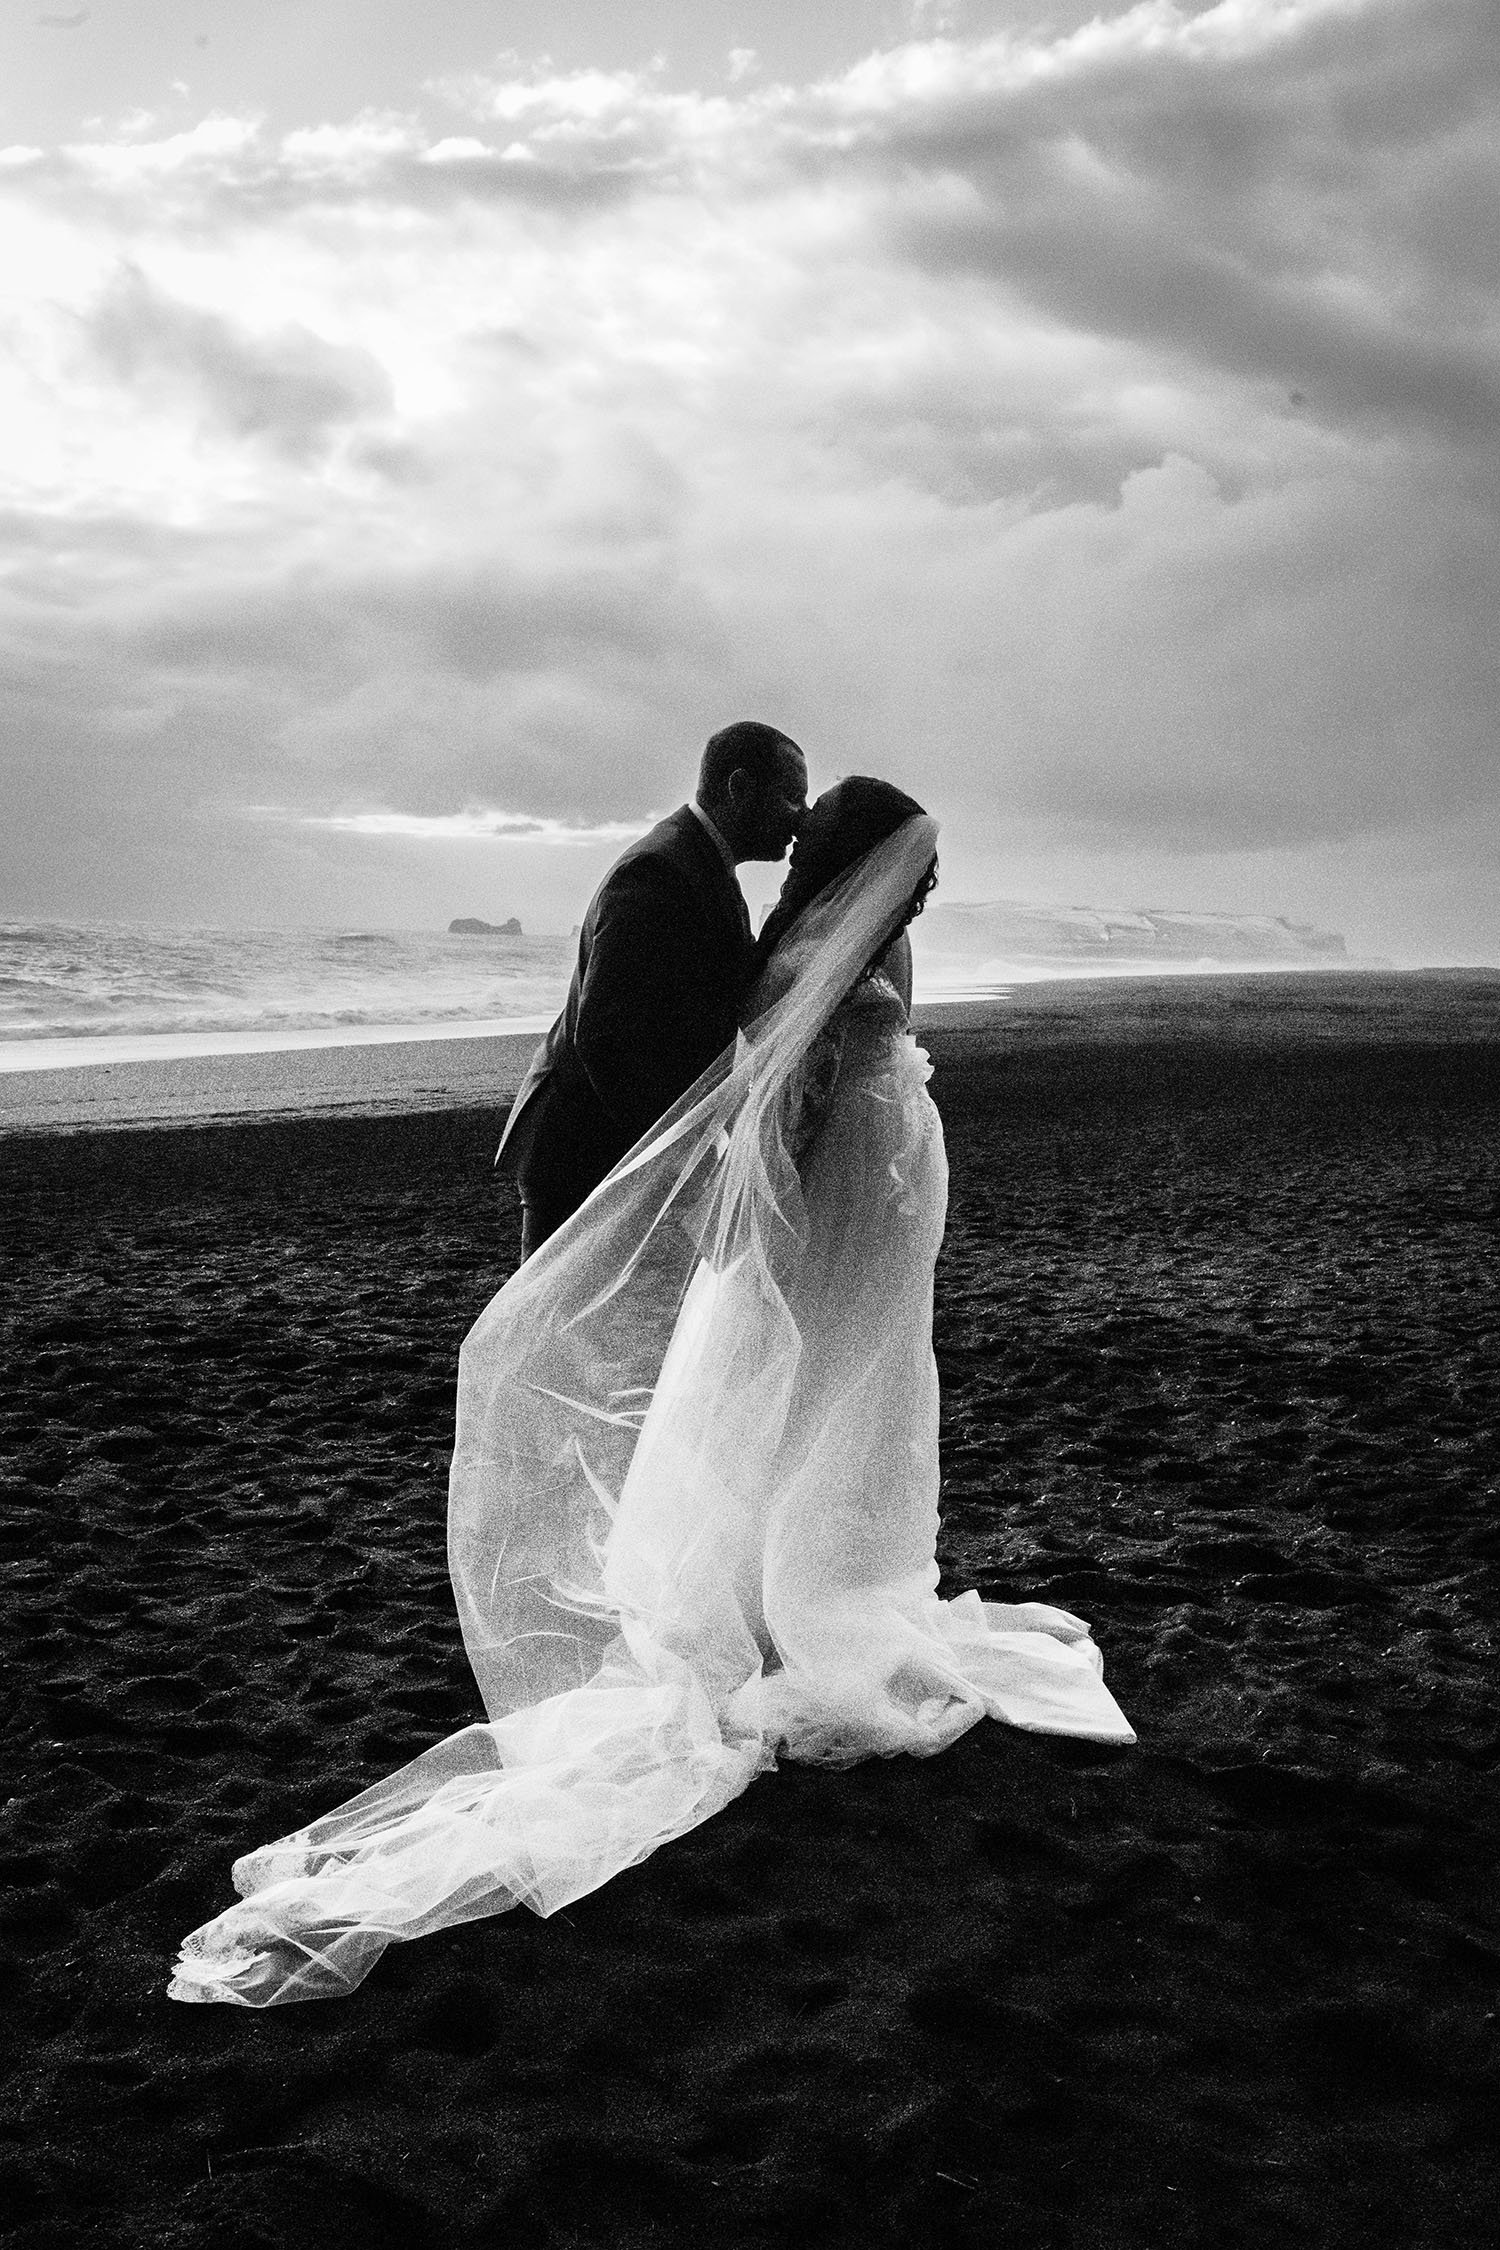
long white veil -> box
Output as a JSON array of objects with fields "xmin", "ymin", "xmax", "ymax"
[{"xmin": 171, "ymin": 816, "xmax": 1132, "ymax": 2008}]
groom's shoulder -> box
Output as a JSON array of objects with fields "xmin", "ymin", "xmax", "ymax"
[
  {"xmin": 601, "ymin": 806, "xmax": 707, "ymax": 897},
  {"xmin": 615, "ymin": 805, "xmax": 698, "ymax": 872}
]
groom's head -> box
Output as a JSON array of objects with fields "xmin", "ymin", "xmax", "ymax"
[{"xmin": 697, "ymin": 721, "xmax": 808, "ymax": 864}]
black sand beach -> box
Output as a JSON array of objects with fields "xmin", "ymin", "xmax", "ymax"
[{"xmin": 3, "ymin": 976, "xmax": 1498, "ymax": 2247}]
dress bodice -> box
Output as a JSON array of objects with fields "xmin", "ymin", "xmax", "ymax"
[{"xmin": 839, "ymin": 964, "xmax": 908, "ymax": 1029}]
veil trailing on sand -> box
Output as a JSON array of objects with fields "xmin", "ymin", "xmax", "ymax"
[{"xmin": 171, "ymin": 814, "xmax": 1132, "ymax": 2007}]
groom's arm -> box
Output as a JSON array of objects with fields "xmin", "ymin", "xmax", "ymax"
[{"xmin": 572, "ymin": 861, "xmax": 735, "ymax": 1145}]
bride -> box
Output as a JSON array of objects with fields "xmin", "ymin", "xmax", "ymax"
[{"xmin": 171, "ymin": 780, "xmax": 1133, "ymax": 2007}]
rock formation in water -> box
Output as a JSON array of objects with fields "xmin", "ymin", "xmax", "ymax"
[{"xmin": 448, "ymin": 917, "xmax": 523, "ymax": 936}]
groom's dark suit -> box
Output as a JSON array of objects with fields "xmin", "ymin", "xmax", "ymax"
[{"xmin": 497, "ymin": 805, "xmax": 754, "ymax": 1243}]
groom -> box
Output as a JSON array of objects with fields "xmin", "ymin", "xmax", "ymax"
[{"xmin": 498, "ymin": 721, "xmax": 809, "ymax": 1256}]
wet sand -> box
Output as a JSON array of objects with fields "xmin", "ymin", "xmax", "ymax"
[{"xmin": 2, "ymin": 979, "xmax": 1498, "ymax": 2247}]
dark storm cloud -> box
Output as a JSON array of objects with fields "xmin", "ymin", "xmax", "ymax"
[
  {"xmin": 0, "ymin": 516, "xmax": 732, "ymax": 883},
  {"xmin": 125, "ymin": 557, "xmax": 723, "ymax": 684},
  {"xmin": 846, "ymin": 0, "xmax": 1500, "ymax": 451},
  {"xmin": 353, "ymin": 561, "xmax": 722, "ymax": 679},
  {"xmin": 895, "ymin": 195, "xmax": 1500, "ymax": 447},
  {"xmin": 84, "ymin": 265, "xmax": 391, "ymax": 458}
]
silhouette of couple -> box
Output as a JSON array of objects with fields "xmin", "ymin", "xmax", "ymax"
[
  {"xmin": 497, "ymin": 720, "xmax": 808, "ymax": 1257},
  {"xmin": 171, "ymin": 721, "xmax": 1132, "ymax": 2010}
]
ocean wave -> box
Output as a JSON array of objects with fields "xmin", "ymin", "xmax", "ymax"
[{"xmin": 0, "ymin": 922, "xmax": 575, "ymax": 1043}]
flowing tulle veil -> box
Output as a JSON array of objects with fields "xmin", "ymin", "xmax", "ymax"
[{"xmin": 171, "ymin": 815, "xmax": 1132, "ymax": 2007}]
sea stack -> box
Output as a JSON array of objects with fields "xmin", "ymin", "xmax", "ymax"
[{"xmin": 448, "ymin": 916, "xmax": 523, "ymax": 936}]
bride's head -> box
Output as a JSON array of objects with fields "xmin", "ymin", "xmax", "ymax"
[{"xmin": 753, "ymin": 776, "xmax": 938, "ymax": 971}]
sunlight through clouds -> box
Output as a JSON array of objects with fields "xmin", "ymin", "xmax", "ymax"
[{"xmin": 293, "ymin": 808, "xmax": 654, "ymax": 845}]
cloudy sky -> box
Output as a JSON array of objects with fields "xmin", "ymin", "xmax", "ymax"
[{"xmin": 2, "ymin": 0, "xmax": 1495, "ymax": 952}]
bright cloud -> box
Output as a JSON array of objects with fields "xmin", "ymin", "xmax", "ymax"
[
  {"xmin": 0, "ymin": 0, "xmax": 1495, "ymax": 952},
  {"xmin": 295, "ymin": 808, "xmax": 652, "ymax": 845}
]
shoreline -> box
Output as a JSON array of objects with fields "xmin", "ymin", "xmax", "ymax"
[
  {"xmin": 7, "ymin": 958, "xmax": 1489, "ymax": 1081},
  {"xmin": 0, "ymin": 1012, "xmax": 556, "ymax": 1076},
  {"xmin": 2, "ymin": 967, "xmax": 1498, "ymax": 1138}
]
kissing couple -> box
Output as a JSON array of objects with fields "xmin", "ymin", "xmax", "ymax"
[{"xmin": 173, "ymin": 722, "xmax": 1133, "ymax": 2007}]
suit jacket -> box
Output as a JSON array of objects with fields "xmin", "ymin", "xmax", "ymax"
[{"xmin": 497, "ymin": 806, "xmax": 754, "ymax": 1212}]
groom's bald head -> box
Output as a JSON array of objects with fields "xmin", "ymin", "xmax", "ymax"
[
  {"xmin": 697, "ymin": 721, "xmax": 807, "ymax": 864},
  {"xmin": 698, "ymin": 721, "xmax": 801, "ymax": 801}
]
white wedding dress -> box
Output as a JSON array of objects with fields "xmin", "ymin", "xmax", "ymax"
[{"xmin": 171, "ymin": 816, "xmax": 1133, "ymax": 2007}]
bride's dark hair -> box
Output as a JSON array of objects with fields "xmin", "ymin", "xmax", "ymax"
[{"xmin": 753, "ymin": 775, "xmax": 938, "ymax": 976}]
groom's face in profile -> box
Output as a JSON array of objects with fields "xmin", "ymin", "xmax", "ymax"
[{"xmin": 738, "ymin": 742, "xmax": 808, "ymax": 862}]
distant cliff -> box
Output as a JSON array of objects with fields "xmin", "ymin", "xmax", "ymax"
[
  {"xmin": 913, "ymin": 901, "xmax": 1346, "ymax": 969},
  {"xmin": 449, "ymin": 916, "xmax": 522, "ymax": 936}
]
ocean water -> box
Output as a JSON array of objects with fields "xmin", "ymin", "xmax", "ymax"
[
  {"xmin": 4, "ymin": 922, "xmax": 1497, "ymax": 1089},
  {"xmin": 2, "ymin": 945, "xmax": 1496, "ymax": 1134},
  {"xmin": 0, "ymin": 922, "xmax": 578, "ymax": 1062},
  {"xmin": 0, "ymin": 916, "xmax": 1019, "ymax": 1071}
]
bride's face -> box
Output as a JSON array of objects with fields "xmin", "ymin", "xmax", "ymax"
[{"xmin": 787, "ymin": 787, "xmax": 846, "ymax": 878}]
